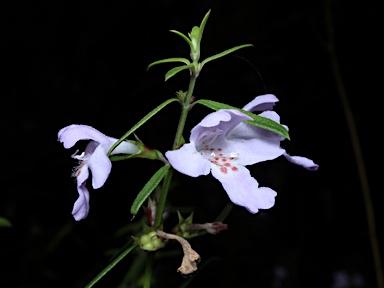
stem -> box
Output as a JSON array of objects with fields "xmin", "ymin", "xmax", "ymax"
[
  {"xmin": 149, "ymin": 70, "xmax": 198, "ymax": 286},
  {"xmin": 143, "ymin": 253, "xmax": 154, "ymax": 288},
  {"xmin": 324, "ymin": 1, "xmax": 383, "ymax": 287},
  {"xmin": 154, "ymin": 168, "xmax": 173, "ymax": 228},
  {"xmin": 154, "ymin": 74, "xmax": 198, "ymax": 228},
  {"xmin": 173, "ymin": 75, "xmax": 198, "ymax": 150}
]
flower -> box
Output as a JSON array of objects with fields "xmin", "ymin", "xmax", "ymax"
[
  {"xmin": 58, "ymin": 124, "xmax": 139, "ymax": 220},
  {"xmin": 165, "ymin": 94, "xmax": 318, "ymax": 213}
]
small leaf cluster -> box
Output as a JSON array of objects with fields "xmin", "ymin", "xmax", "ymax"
[{"xmin": 147, "ymin": 10, "xmax": 253, "ymax": 81}]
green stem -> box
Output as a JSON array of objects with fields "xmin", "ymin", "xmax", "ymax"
[
  {"xmin": 143, "ymin": 253, "xmax": 154, "ymax": 288},
  {"xmin": 154, "ymin": 74, "xmax": 198, "ymax": 228},
  {"xmin": 154, "ymin": 168, "xmax": 173, "ymax": 228},
  {"xmin": 149, "ymin": 69, "xmax": 198, "ymax": 287},
  {"xmin": 173, "ymin": 75, "xmax": 198, "ymax": 150},
  {"xmin": 324, "ymin": 1, "xmax": 383, "ymax": 287}
]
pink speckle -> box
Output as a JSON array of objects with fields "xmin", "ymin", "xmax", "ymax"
[
  {"xmin": 220, "ymin": 167, "xmax": 228, "ymax": 173},
  {"xmin": 224, "ymin": 163, "xmax": 231, "ymax": 167},
  {"xmin": 218, "ymin": 148, "xmax": 222, "ymax": 151},
  {"xmin": 231, "ymin": 166, "xmax": 238, "ymax": 171}
]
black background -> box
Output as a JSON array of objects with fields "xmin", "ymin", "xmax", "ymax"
[{"xmin": 1, "ymin": 0, "xmax": 381, "ymax": 287}]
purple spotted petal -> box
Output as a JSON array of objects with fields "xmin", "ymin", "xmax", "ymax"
[
  {"xmin": 211, "ymin": 164, "xmax": 277, "ymax": 213},
  {"xmin": 226, "ymin": 137, "xmax": 285, "ymax": 166},
  {"xmin": 166, "ymin": 94, "xmax": 318, "ymax": 215}
]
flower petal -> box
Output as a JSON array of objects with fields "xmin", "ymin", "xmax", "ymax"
[
  {"xmin": 72, "ymin": 182, "xmax": 91, "ymax": 221},
  {"xmin": 228, "ymin": 111, "xmax": 287, "ymax": 141},
  {"xmin": 211, "ymin": 164, "xmax": 277, "ymax": 213},
  {"xmin": 88, "ymin": 144, "xmax": 113, "ymax": 189},
  {"xmin": 227, "ymin": 138, "xmax": 285, "ymax": 166},
  {"xmin": 191, "ymin": 109, "xmax": 252, "ymax": 144},
  {"xmin": 242, "ymin": 94, "xmax": 279, "ymax": 112},
  {"xmin": 110, "ymin": 139, "xmax": 140, "ymax": 155},
  {"xmin": 165, "ymin": 143, "xmax": 211, "ymax": 177},
  {"xmin": 283, "ymin": 153, "xmax": 319, "ymax": 171},
  {"xmin": 72, "ymin": 166, "xmax": 91, "ymax": 221},
  {"xmin": 58, "ymin": 124, "xmax": 111, "ymax": 149}
]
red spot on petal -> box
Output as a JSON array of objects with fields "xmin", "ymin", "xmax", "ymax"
[
  {"xmin": 221, "ymin": 158, "xmax": 227, "ymax": 162},
  {"xmin": 219, "ymin": 153, "xmax": 223, "ymax": 156},
  {"xmin": 220, "ymin": 167, "xmax": 228, "ymax": 173},
  {"xmin": 229, "ymin": 157, "xmax": 235, "ymax": 160},
  {"xmin": 215, "ymin": 157, "xmax": 219, "ymax": 161},
  {"xmin": 224, "ymin": 163, "xmax": 231, "ymax": 167},
  {"xmin": 231, "ymin": 166, "xmax": 238, "ymax": 171},
  {"xmin": 210, "ymin": 148, "xmax": 215, "ymax": 151},
  {"xmin": 218, "ymin": 148, "xmax": 222, "ymax": 151}
]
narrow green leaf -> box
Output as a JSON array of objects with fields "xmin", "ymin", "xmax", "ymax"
[
  {"xmin": 84, "ymin": 242, "xmax": 138, "ymax": 288},
  {"xmin": 169, "ymin": 30, "xmax": 192, "ymax": 46},
  {"xmin": 108, "ymin": 98, "xmax": 179, "ymax": 156},
  {"xmin": 165, "ymin": 64, "xmax": 194, "ymax": 81},
  {"xmin": 147, "ymin": 57, "xmax": 190, "ymax": 71},
  {"xmin": 198, "ymin": 10, "xmax": 211, "ymax": 43},
  {"xmin": 201, "ymin": 44, "xmax": 254, "ymax": 67},
  {"xmin": 194, "ymin": 99, "xmax": 290, "ymax": 140},
  {"xmin": 130, "ymin": 165, "xmax": 170, "ymax": 215},
  {"xmin": 214, "ymin": 203, "xmax": 233, "ymax": 222},
  {"xmin": 0, "ymin": 217, "xmax": 12, "ymax": 227}
]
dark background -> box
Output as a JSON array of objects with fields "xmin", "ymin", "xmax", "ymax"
[{"xmin": 1, "ymin": 0, "xmax": 381, "ymax": 287}]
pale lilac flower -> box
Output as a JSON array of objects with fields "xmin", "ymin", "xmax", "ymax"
[
  {"xmin": 58, "ymin": 125, "xmax": 139, "ymax": 220},
  {"xmin": 165, "ymin": 94, "xmax": 318, "ymax": 213}
]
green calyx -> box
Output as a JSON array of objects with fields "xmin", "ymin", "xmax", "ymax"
[{"xmin": 171, "ymin": 212, "xmax": 195, "ymax": 239}]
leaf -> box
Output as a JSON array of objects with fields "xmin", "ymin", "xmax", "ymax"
[
  {"xmin": 198, "ymin": 10, "xmax": 211, "ymax": 43},
  {"xmin": 165, "ymin": 64, "xmax": 194, "ymax": 81},
  {"xmin": 130, "ymin": 165, "xmax": 170, "ymax": 215},
  {"xmin": 194, "ymin": 99, "xmax": 290, "ymax": 140},
  {"xmin": 170, "ymin": 30, "xmax": 192, "ymax": 46},
  {"xmin": 107, "ymin": 98, "xmax": 179, "ymax": 156},
  {"xmin": 214, "ymin": 203, "xmax": 233, "ymax": 222},
  {"xmin": 84, "ymin": 243, "xmax": 138, "ymax": 288},
  {"xmin": 200, "ymin": 44, "xmax": 253, "ymax": 67},
  {"xmin": 147, "ymin": 57, "xmax": 190, "ymax": 71}
]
